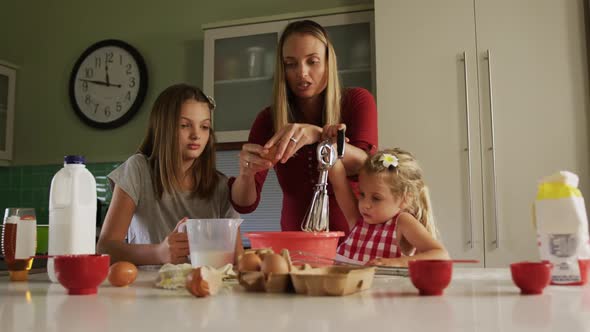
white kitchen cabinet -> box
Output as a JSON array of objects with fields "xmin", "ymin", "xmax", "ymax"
[
  {"xmin": 203, "ymin": 8, "xmax": 375, "ymax": 145},
  {"xmin": 0, "ymin": 62, "xmax": 16, "ymax": 161},
  {"xmin": 375, "ymin": 0, "xmax": 590, "ymax": 267}
]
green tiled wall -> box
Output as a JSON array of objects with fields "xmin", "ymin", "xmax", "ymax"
[{"xmin": 0, "ymin": 162, "xmax": 121, "ymax": 225}]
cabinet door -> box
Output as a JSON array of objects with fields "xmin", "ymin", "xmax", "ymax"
[
  {"xmin": 476, "ymin": 0, "xmax": 590, "ymax": 267},
  {"xmin": 308, "ymin": 11, "xmax": 375, "ymax": 93},
  {"xmin": 375, "ymin": 0, "xmax": 485, "ymax": 264},
  {"xmin": 0, "ymin": 64, "xmax": 15, "ymax": 161},
  {"xmin": 203, "ymin": 21, "xmax": 287, "ymax": 143}
]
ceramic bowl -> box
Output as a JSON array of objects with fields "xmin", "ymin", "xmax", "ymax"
[
  {"xmin": 408, "ymin": 259, "xmax": 453, "ymax": 296},
  {"xmin": 54, "ymin": 254, "xmax": 110, "ymax": 295},
  {"xmin": 510, "ymin": 261, "xmax": 552, "ymax": 294}
]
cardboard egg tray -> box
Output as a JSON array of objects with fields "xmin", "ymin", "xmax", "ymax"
[{"xmin": 238, "ymin": 265, "xmax": 376, "ymax": 296}]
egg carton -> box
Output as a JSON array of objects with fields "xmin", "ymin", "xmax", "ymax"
[
  {"xmin": 238, "ymin": 248, "xmax": 376, "ymax": 296},
  {"xmin": 290, "ymin": 265, "xmax": 376, "ymax": 296}
]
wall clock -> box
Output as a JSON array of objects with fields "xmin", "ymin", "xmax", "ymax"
[{"xmin": 69, "ymin": 39, "xmax": 148, "ymax": 129}]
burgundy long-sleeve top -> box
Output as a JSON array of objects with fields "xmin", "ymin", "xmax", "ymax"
[{"xmin": 228, "ymin": 87, "xmax": 378, "ymax": 236}]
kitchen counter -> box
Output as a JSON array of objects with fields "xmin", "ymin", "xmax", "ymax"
[{"xmin": 1, "ymin": 268, "xmax": 589, "ymax": 332}]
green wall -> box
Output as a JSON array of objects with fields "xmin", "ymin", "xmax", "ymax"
[{"xmin": 0, "ymin": 0, "xmax": 372, "ymax": 166}]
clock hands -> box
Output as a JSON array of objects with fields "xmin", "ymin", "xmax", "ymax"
[
  {"xmin": 105, "ymin": 63, "xmax": 111, "ymax": 86},
  {"xmin": 79, "ymin": 78, "xmax": 121, "ymax": 88},
  {"xmin": 104, "ymin": 63, "xmax": 122, "ymax": 87}
]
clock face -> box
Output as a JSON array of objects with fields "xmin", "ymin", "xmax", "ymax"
[{"xmin": 69, "ymin": 39, "xmax": 148, "ymax": 129}]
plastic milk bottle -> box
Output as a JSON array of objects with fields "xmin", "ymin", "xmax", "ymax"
[
  {"xmin": 47, "ymin": 155, "xmax": 97, "ymax": 282},
  {"xmin": 534, "ymin": 171, "xmax": 590, "ymax": 285}
]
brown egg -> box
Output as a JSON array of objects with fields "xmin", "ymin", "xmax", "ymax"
[
  {"xmin": 238, "ymin": 253, "xmax": 262, "ymax": 272},
  {"xmin": 261, "ymin": 253, "xmax": 289, "ymax": 274},
  {"xmin": 108, "ymin": 261, "xmax": 138, "ymax": 287}
]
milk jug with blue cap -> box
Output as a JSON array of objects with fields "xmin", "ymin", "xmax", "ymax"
[
  {"xmin": 47, "ymin": 155, "xmax": 97, "ymax": 282},
  {"xmin": 534, "ymin": 171, "xmax": 590, "ymax": 285}
]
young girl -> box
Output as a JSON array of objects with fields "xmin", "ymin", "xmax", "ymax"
[
  {"xmin": 324, "ymin": 126, "xmax": 448, "ymax": 267},
  {"xmin": 97, "ymin": 84, "xmax": 240, "ymax": 265}
]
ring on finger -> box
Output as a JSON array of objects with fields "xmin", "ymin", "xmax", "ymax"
[
  {"xmin": 289, "ymin": 136, "xmax": 298, "ymax": 144},
  {"xmin": 245, "ymin": 161, "xmax": 250, "ymax": 167}
]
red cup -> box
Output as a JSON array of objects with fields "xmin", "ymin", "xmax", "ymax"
[
  {"xmin": 54, "ymin": 254, "xmax": 110, "ymax": 295},
  {"xmin": 408, "ymin": 260, "xmax": 453, "ymax": 296},
  {"xmin": 549, "ymin": 259, "xmax": 590, "ymax": 286},
  {"xmin": 580, "ymin": 259, "xmax": 590, "ymax": 285},
  {"xmin": 510, "ymin": 261, "xmax": 552, "ymax": 295}
]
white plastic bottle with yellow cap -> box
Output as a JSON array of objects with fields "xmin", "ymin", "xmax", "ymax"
[{"xmin": 534, "ymin": 171, "xmax": 590, "ymax": 285}]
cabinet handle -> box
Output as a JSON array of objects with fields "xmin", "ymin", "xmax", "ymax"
[
  {"xmin": 461, "ymin": 51, "xmax": 474, "ymax": 249},
  {"xmin": 484, "ymin": 49, "xmax": 500, "ymax": 249}
]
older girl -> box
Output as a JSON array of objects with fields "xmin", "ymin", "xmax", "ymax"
[{"xmin": 98, "ymin": 84, "xmax": 240, "ymax": 265}]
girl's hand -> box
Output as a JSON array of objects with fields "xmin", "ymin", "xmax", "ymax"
[
  {"xmin": 239, "ymin": 143, "xmax": 274, "ymax": 177},
  {"xmin": 157, "ymin": 218, "xmax": 190, "ymax": 264},
  {"xmin": 366, "ymin": 257, "xmax": 408, "ymax": 268},
  {"xmin": 264, "ymin": 123, "xmax": 322, "ymax": 164}
]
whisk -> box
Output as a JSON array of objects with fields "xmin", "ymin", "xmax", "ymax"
[{"xmin": 301, "ymin": 130, "xmax": 345, "ymax": 232}]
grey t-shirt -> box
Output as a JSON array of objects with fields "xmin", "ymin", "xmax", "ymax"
[{"xmin": 108, "ymin": 154, "xmax": 239, "ymax": 244}]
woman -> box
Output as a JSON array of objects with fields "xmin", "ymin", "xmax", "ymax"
[
  {"xmin": 98, "ymin": 84, "xmax": 240, "ymax": 265},
  {"xmin": 229, "ymin": 20, "xmax": 378, "ymax": 235}
]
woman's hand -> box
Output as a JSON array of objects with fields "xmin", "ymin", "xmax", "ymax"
[
  {"xmin": 264, "ymin": 123, "xmax": 322, "ymax": 163},
  {"xmin": 157, "ymin": 218, "xmax": 190, "ymax": 264},
  {"xmin": 239, "ymin": 143, "xmax": 274, "ymax": 177},
  {"xmin": 366, "ymin": 257, "xmax": 409, "ymax": 268},
  {"xmin": 321, "ymin": 123, "xmax": 347, "ymax": 142}
]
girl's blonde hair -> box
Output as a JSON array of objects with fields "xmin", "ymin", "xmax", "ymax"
[
  {"xmin": 138, "ymin": 83, "xmax": 218, "ymax": 199},
  {"xmin": 272, "ymin": 20, "xmax": 342, "ymax": 132},
  {"xmin": 362, "ymin": 148, "xmax": 437, "ymax": 254}
]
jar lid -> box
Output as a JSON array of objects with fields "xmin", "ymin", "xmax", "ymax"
[
  {"xmin": 8, "ymin": 270, "xmax": 29, "ymax": 282},
  {"xmin": 64, "ymin": 155, "xmax": 85, "ymax": 164}
]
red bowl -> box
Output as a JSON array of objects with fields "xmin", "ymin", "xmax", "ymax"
[
  {"xmin": 245, "ymin": 231, "xmax": 344, "ymax": 261},
  {"xmin": 549, "ymin": 259, "xmax": 590, "ymax": 286},
  {"xmin": 580, "ymin": 259, "xmax": 590, "ymax": 285},
  {"xmin": 510, "ymin": 261, "xmax": 552, "ymax": 295},
  {"xmin": 54, "ymin": 254, "xmax": 110, "ymax": 295},
  {"xmin": 408, "ymin": 260, "xmax": 453, "ymax": 296}
]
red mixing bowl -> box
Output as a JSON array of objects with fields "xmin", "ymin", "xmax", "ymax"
[
  {"xmin": 54, "ymin": 254, "xmax": 110, "ymax": 295},
  {"xmin": 245, "ymin": 231, "xmax": 344, "ymax": 261}
]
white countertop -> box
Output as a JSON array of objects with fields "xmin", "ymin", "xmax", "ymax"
[{"xmin": 1, "ymin": 268, "xmax": 589, "ymax": 332}]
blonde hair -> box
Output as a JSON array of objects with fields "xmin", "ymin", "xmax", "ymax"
[
  {"xmin": 272, "ymin": 20, "xmax": 342, "ymax": 132},
  {"xmin": 362, "ymin": 148, "xmax": 437, "ymax": 254},
  {"xmin": 138, "ymin": 83, "xmax": 219, "ymax": 199}
]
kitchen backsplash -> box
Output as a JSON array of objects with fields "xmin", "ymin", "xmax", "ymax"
[{"xmin": 0, "ymin": 162, "xmax": 120, "ymax": 225}]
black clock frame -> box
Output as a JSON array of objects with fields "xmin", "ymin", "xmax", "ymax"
[{"xmin": 68, "ymin": 39, "xmax": 148, "ymax": 129}]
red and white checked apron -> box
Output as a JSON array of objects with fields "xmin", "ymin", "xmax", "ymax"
[{"xmin": 336, "ymin": 213, "xmax": 402, "ymax": 264}]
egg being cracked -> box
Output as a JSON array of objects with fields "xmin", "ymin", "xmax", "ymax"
[{"xmin": 108, "ymin": 261, "xmax": 138, "ymax": 287}]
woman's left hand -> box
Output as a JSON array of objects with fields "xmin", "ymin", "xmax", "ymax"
[
  {"xmin": 264, "ymin": 123, "xmax": 322, "ymax": 163},
  {"xmin": 366, "ymin": 257, "xmax": 408, "ymax": 268}
]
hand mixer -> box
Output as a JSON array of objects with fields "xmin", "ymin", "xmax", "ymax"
[{"xmin": 301, "ymin": 129, "xmax": 345, "ymax": 232}]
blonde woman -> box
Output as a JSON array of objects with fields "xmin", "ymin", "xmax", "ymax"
[
  {"xmin": 230, "ymin": 20, "xmax": 378, "ymax": 235},
  {"xmin": 325, "ymin": 126, "xmax": 448, "ymax": 267},
  {"xmin": 98, "ymin": 84, "xmax": 240, "ymax": 265}
]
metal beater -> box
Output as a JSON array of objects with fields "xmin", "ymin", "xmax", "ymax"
[{"xmin": 301, "ymin": 130, "xmax": 345, "ymax": 232}]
